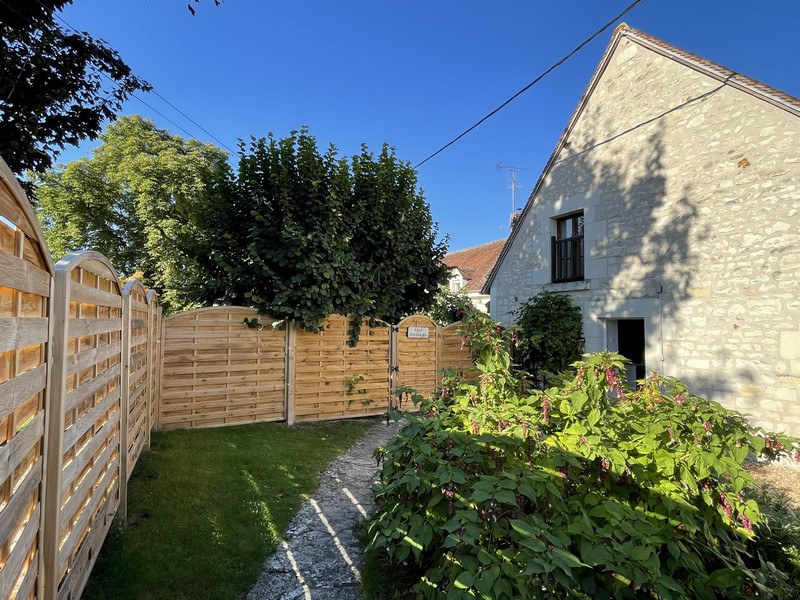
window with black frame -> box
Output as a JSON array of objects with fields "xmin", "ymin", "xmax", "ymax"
[{"xmin": 551, "ymin": 212, "xmax": 584, "ymax": 282}]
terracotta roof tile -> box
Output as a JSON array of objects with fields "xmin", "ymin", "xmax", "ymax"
[{"xmin": 445, "ymin": 239, "xmax": 506, "ymax": 293}]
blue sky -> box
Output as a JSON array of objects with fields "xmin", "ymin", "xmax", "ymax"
[{"xmin": 57, "ymin": 0, "xmax": 800, "ymax": 251}]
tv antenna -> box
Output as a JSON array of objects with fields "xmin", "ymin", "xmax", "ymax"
[{"xmin": 497, "ymin": 164, "xmax": 530, "ymax": 213}]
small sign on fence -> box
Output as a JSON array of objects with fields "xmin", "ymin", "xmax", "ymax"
[{"xmin": 407, "ymin": 326, "xmax": 430, "ymax": 339}]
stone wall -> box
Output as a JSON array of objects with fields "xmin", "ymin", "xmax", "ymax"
[{"xmin": 490, "ymin": 33, "xmax": 800, "ymax": 434}]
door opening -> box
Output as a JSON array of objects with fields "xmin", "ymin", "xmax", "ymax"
[{"xmin": 617, "ymin": 319, "xmax": 646, "ymax": 386}]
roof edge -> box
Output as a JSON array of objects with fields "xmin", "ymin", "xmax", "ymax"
[
  {"xmin": 482, "ymin": 24, "xmax": 626, "ymax": 294},
  {"xmin": 482, "ymin": 26, "xmax": 800, "ymax": 295}
]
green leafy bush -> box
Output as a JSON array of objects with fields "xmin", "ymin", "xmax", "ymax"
[
  {"xmin": 427, "ymin": 289, "xmax": 475, "ymax": 326},
  {"xmin": 747, "ymin": 484, "xmax": 800, "ymax": 599},
  {"xmin": 368, "ymin": 312, "xmax": 799, "ymax": 599},
  {"xmin": 514, "ymin": 292, "xmax": 583, "ymax": 378}
]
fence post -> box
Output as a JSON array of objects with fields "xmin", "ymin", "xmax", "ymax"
[
  {"xmin": 156, "ymin": 308, "xmax": 165, "ymax": 432},
  {"xmin": 144, "ymin": 293, "xmax": 153, "ymax": 450},
  {"xmin": 435, "ymin": 324, "xmax": 443, "ymax": 389},
  {"xmin": 285, "ymin": 321, "xmax": 296, "ymax": 425},
  {"xmin": 41, "ymin": 265, "xmax": 69, "ymax": 600},
  {"xmin": 118, "ymin": 289, "xmax": 131, "ymax": 521},
  {"xmin": 389, "ymin": 324, "xmax": 399, "ymax": 409}
]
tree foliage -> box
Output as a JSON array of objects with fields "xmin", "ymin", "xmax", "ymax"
[
  {"xmin": 427, "ymin": 289, "xmax": 475, "ymax": 325},
  {"xmin": 34, "ymin": 115, "xmax": 230, "ymax": 313},
  {"xmin": 0, "ymin": 1, "xmax": 150, "ymax": 179},
  {"xmin": 514, "ymin": 291, "xmax": 584, "ymax": 376},
  {"xmin": 202, "ymin": 128, "xmax": 449, "ymax": 336}
]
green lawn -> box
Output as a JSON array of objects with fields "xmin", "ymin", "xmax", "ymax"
[{"xmin": 83, "ymin": 419, "xmax": 373, "ymax": 600}]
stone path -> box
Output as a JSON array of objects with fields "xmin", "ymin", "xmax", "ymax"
[{"xmin": 248, "ymin": 419, "xmax": 404, "ymax": 600}]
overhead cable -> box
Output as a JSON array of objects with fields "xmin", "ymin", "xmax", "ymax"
[{"xmin": 413, "ymin": 0, "xmax": 646, "ymax": 169}]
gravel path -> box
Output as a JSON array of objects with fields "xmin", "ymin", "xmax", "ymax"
[{"xmin": 248, "ymin": 419, "xmax": 404, "ymax": 600}]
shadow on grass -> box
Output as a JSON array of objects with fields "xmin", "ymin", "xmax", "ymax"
[{"xmin": 82, "ymin": 419, "xmax": 374, "ymax": 600}]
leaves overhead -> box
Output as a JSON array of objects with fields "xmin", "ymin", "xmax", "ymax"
[
  {"xmin": 202, "ymin": 128, "xmax": 449, "ymax": 337},
  {"xmin": 0, "ymin": 1, "xmax": 150, "ymax": 179},
  {"xmin": 34, "ymin": 115, "xmax": 230, "ymax": 313}
]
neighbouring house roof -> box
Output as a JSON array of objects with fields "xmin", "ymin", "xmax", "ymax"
[
  {"xmin": 482, "ymin": 24, "xmax": 800, "ymax": 295},
  {"xmin": 445, "ymin": 239, "xmax": 506, "ymax": 293}
]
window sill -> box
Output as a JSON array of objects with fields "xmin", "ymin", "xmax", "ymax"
[{"xmin": 544, "ymin": 280, "xmax": 591, "ymax": 293}]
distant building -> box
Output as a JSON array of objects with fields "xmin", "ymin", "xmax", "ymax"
[{"xmin": 444, "ymin": 239, "xmax": 506, "ymax": 312}]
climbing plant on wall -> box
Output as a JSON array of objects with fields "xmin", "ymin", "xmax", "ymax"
[{"xmin": 514, "ymin": 291, "xmax": 583, "ymax": 376}]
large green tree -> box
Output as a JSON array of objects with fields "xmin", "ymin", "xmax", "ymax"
[
  {"xmin": 34, "ymin": 115, "xmax": 230, "ymax": 313},
  {"xmin": 203, "ymin": 128, "xmax": 449, "ymax": 334},
  {"xmin": 0, "ymin": 1, "xmax": 149, "ymax": 179}
]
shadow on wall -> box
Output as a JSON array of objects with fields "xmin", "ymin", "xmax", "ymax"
[{"xmin": 539, "ymin": 84, "xmax": 740, "ymax": 394}]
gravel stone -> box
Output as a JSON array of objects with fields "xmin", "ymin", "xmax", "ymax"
[{"xmin": 248, "ymin": 419, "xmax": 403, "ymax": 600}]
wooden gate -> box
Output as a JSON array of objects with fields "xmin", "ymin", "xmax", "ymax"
[
  {"xmin": 392, "ymin": 316, "xmax": 475, "ymax": 400},
  {"xmin": 393, "ymin": 315, "xmax": 438, "ymax": 399}
]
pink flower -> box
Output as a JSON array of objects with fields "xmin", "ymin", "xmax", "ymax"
[
  {"xmin": 459, "ymin": 336, "xmax": 467, "ymax": 350},
  {"xmin": 471, "ymin": 421, "xmax": 480, "ymax": 435},
  {"xmin": 719, "ymin": 492, "xmax": 732, "ymax": 520},
  {"xmin": 542, "ymin": 396, "xmax": 551, "ymax": 423},
  {"xmin": 739, "ymin": 514, "xmax": 753, "ymax": 532},
  {"xmin": 605, "ymin": 368, "xmax": 616, "ymax": 387},
  {"xmin": 668, "ymin": 428, "xmax": 674, "ymax": 441},
  {"xmin": 675, "ymin": 394, "xmax": 685, "ymax": 406},
  {"xmin": 520, "ymin": 422, "xmax": 528, "ymax": 439},
  {"xmin": 704, "ymin": 421, "xmax": 711, "ymax": 435}
]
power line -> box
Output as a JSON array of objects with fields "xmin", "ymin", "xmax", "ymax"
[
  {"xmin": 25, "ymin": 0, "xmax": 237, "ymax": 153},
  {"xmin": 413, "ymin": 0, "xmax": 646, "ymax": 169}
]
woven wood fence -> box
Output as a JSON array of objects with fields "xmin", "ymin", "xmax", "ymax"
[
  {"xmin": 0, "ymin": 162, "xmax": 51, "ymax": 600},
  {"xmin": 0, "ymin": 158, "xmax": 162, "ymax": 600},
  {"xmin": 160, "ymin": 309, "xmax": 475, "ymax": 429},
  {"xmin": 160, "ymin": 307, "xmax": 286, "ymax": 430},
  {"xmin": 0, "ymin": 151, "xmax": 476, "ymax": 598}
]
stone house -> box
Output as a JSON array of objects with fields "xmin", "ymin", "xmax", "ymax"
[
  {"xmin": 444, "ymin": 239, "xmax": 505, "ymax": 313},
  {"xmin": 483, "ymin": 25, "xmax": 800, "ymax": 435}
]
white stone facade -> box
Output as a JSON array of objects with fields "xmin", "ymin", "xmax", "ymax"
[{"xmin": 488, "ymin": 28, "xmax": 800, "ymax": 435}]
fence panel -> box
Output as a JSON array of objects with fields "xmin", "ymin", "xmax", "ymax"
[
  {"xmin": 0, "ymin": 162, "xmax": 52, "ymax": 600},
  {"xmin": 160, "ymin": 307, "xmax": 286, "ymax": 430},
  {"xmin": 121, "ymin": 281, "xmax": 150, "ymax": 488},
  {"xmin": 438, "ymin": 322, "xmax": 475, "ymax": 385},
  {"xmin": 45, "ymin": 252, "xmax": 123, "ymax": 600},
  {"xmin": 293, "ymin": 316, "xmax": 390, "ymax": 422},
  {"xmin": 394, "ymin": 315, "xmax": 438, "ymax": 399}
]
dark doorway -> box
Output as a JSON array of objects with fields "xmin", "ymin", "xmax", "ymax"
[{"xmin": 617, "ymin": 319, "xmax": 645, "ymax": 384}]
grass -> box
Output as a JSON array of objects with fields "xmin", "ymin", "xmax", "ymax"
[{"xmin": 83, "ymin": 419, "xmax": 373, "ymax": 600}]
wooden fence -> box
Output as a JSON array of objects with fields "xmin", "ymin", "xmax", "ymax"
[
  {"xmin": 160, "ymin": 309, "xmax": 474, "ymax": 429},
  {"xmin": 0, "ymin": 159, "xmax": 162, "ymax": 600},
  {"xmin": 0, "ymin": 161, "xmax": 51, "ymax": 600},
  {"xmin": 0, "ymin": 152, "xmax": 475, "ymax": 598}
]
